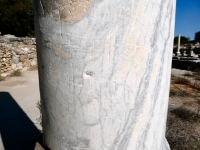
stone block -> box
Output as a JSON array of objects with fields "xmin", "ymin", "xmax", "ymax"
[
  {"xmin": 28, "ymin": 54, "xmax": 35, "ymax": 59},
  {"xmin": 30, "ymin": 60, "xmax": 37, "ymax": 66},
  {"xmin": 22, "ymin": 67, "xmax": 28, "ymax": 71},
  {"xmin": 12, "ymin": 64, "xmax": 17, "ymax": 70},
  {"xmin": 12, "ymin": 55, "xmax": 19, "ymax": 64},
  {"xmin": 20, "ymin": 54, "xmax": 27, "ymax": 62},
  {"xmin": 16, "ymin": 62, "xmax": 23, "ymax": 69},
  {"xmin": 7, "ymin": 68, "xmax": 11, "ymax": 71}
]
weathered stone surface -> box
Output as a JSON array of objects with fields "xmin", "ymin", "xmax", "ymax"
[
  {"xmin": 34, "ymin": 0, "xmax": 176, "ymax": 149},
  {"xmin": 39, "ymin": 0, "xmax": 93, "ymax": 22}
]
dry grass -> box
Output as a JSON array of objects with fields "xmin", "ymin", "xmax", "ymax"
[
  {"xmin": 167, "ymin": 108, "xmax": 200, "ymax": 150},
  {"xmin": 0, "ymin": 69, "xmax": 22, "ymax": 81},
  {"xmin": 36, "ymin": 100, "xmax": 42, "ymax": 128},
  {"xmin": 183, "ymin": 71, "xmax": 200, "ymax": 81},
  {"xmin": 183, "ymin": 71, "xmax": 193, "ymax": 77},
  {"xmin": 28, "ymin": 64, "xmax": 38, "ymax": 71},
  {"xmin": 172, "ymin": 76, "xmax": 191, "ymax": 85},
  {"xmin": 193, "ymin": 72, "xmax": 200, "ymax": 81},
  {"xmin": 0, "ymin": 76, "xmax": 5, "ymax": 81},
  {"xmin": 10, "ymin": 69, "xmax": 22, "ymax": 77},
  {"xmin": 167, "ymin": 72, "xmax": 200, "ymax": 150}
]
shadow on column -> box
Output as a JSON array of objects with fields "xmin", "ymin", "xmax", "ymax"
[{"xmin": 0, "ymin": 92, "xmax": 41, "ymax": 150}]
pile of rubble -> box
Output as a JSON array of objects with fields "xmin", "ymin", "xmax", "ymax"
[{"xmin": 0, "ymin": 34, "xmax": 37, "ymax": 77}]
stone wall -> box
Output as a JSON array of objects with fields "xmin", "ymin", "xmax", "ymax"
[
  {"xmin": 0, "ymin": 34, "xmax": 37, "ymax": 77},
  {"xmin": 172, "ymin": 57, "xmax": 200, "ymax": 70}
]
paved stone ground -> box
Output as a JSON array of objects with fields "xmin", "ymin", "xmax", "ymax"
[{"xmin": 0, "ymin": 70, "xmax": 44, "ymax": 150}]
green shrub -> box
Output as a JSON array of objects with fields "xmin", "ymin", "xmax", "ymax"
[{"xmin": 0, "ymin": 0, "xmax": 34, "ymax": 37}]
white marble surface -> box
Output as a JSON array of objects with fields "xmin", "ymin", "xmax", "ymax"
[{"xmin": 34, "ymin": 0, "xmax": 176, "ymax": 149}]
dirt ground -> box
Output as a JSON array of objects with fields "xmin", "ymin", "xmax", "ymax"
[
  {"xmin": 0, "ymin": 70, "xmax": 44, "ymax": 150},
  {"xmin": 0, "ymin": 68, "xmax": 200, "ymax": 150},
  {"xmin": 167, "ymin": 69, "xmax": 200, "ymax": 150}
]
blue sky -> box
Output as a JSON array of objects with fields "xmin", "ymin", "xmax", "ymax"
[{"xmin": 175, "ymin": 0, "xmax": 200, "ymax": 40}]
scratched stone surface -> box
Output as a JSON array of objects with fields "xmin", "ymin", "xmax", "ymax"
[{"xmin": 34, "ymin": 0, "xmax": 176, "ymax": 149}]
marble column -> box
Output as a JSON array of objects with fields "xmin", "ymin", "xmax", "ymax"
[
  {"xmin": 176, "ymin": 34, "xmax": 181, "ymax": 56},
  {"xmin": 34, "ymin": 0, "xmax": 176, "ymax": 149}
]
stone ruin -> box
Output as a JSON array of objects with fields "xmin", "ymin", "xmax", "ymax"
[
  {"xmin": 173, "ymin": 42, "xmax": 200, "ymax": 57},
  {"xmin": 0, "ymin": 34, "xmax": 37, "ymax": 77},
  {"xmin": 172, "ymin": 42, "xmax": 200, "ymax": 70}
]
